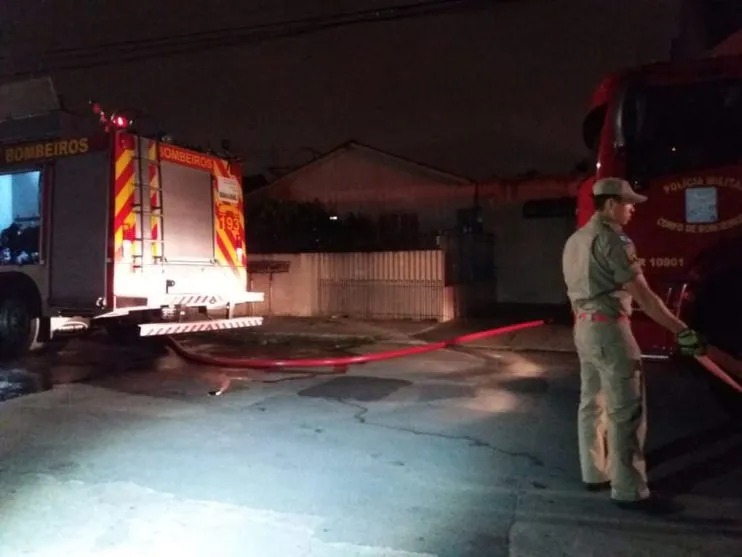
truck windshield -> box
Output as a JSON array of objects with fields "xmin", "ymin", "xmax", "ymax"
[{"xmin": 624, "ymin": 78, "xmax": 742, "ymax": 182}]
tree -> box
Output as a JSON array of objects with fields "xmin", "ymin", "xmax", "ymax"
[{"xmin": 245, "ymin": 198, "xmax": 335, "ymax": 253}]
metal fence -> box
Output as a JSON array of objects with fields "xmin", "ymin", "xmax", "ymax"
[
  {"xmin": 247, "ymin": 250, "xmax": 445, "ymax": 320},
  {"xmin": 317, "ymin": 250, "xmax": 444, "ymax": 319}
]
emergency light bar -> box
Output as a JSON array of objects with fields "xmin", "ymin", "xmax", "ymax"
[{"xmin": 89, "ymin": 101, "xmax": 132, "ymax": 131}]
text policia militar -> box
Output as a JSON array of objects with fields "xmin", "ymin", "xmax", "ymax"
[
  {"xmin": 662, "ymin": 176, "xmax": 742, "ymax": 194},
  {"xmin": 658, "ymin": 175, "xmax": 742, "ymax": 234}
]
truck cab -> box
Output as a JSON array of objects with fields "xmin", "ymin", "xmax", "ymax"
[{"xmin": 579, "ymin": 54, "xmax": 742, "ymax": 361}]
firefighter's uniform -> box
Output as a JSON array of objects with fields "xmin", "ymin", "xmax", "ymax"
[{"xmin": 562, "ymin": 179, "xmax": 649, "ymax": 502}]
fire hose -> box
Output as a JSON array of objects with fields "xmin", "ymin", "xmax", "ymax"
[
  {"xmin": 166, "ymin": 319, "xmax": 546, "ymax": 372},
  {"xmin": 165, "ymin": 318, "xmax": 742, "ymax": 395},
  {"xmin": 696, "ymin": 348, "xmax": 742, "ymax": 394}
]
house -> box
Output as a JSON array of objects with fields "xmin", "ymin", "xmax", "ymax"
[
  {"xmin": 246, "ymin": 141, "xmax": 586, "ymax": 310},
  {"xmin": 245, "ymin": 141, "xmax": 477, "ymax": 238}
]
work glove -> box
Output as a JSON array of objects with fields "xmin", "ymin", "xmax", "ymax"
[{"xmin": 676, "ymin": 328, "xmax": 707, "ymax": 357}]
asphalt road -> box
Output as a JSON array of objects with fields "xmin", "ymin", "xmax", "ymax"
[{"xmin": 1, "ymin": 337, "xmax": 740, "ymax": 556}]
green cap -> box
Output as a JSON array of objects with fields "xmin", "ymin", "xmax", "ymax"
[{"xmin": 592, "ymin": 177, "xmax": 647, "ymax": 204}]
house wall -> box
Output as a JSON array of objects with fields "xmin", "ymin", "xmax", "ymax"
[{"xmin": 484, "ymin": 201, "xmax": 575, "ymax": 306}]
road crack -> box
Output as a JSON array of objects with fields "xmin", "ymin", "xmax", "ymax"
[
  {"xmin": 333, "ymin": 399, "xmax": 544, "ymax": 467},
  {"xmin": 505, "ymin": 492, "xmax": 519, "ymax": 557}
]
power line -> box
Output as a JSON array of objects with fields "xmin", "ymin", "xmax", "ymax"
[
  {"xmin": 22, "ymin": 0, "xmax": 475, "ymax": 56},
  {"xmin": 3, "ymin": 0, "xmax": 495, "ymax": 77}
]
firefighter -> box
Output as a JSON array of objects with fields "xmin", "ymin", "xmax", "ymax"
[{"xmin": 561, "ymin": 177, "xmax": 706, "ymax": 513}]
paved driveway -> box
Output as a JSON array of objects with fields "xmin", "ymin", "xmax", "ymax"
[{"xmin": 1, "ymin": 338, "xmax": 740, "ymax": 556}]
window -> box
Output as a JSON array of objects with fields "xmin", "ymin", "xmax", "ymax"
[
  {"xmin": 0, "ymin": 170, "xmax": 42, "ymax": 265},
  {"xmin": 624, "ymin": 78, "xmax": 742, "ymax": 182}
]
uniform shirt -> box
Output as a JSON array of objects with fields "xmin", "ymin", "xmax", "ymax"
[{"xmin": 562, "ymin": 212, "xmax": 643, "ymax": 317}]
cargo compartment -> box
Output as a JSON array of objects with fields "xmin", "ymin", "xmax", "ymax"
[{"xmin": 48, "ymin": 151, "xmax": 110, "ymax": 312}]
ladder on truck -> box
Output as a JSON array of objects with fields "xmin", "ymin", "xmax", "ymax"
[{"xmin": 131, "ymin": 137, "xmax": 165, "ymax": 269}]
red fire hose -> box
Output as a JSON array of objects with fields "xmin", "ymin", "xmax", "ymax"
[
  {"xmin": 165, "ymin": 318, "xmax": 742, "ymax": 395},
  {"xmin": 166, "ymin": 319, "xmax": 546, "ymax": 372},
  {"xmin": 696, "ymin": 349, "xmax": 742, "ymax": 394}
]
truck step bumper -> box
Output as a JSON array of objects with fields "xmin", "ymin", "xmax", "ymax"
[
  {"xmin": 138, "ymin": 316, "xmax": 264, "ymax": 337},
  {"xmin": 151, "ymin": 291, "xmax": 264, "ymax": 307}
]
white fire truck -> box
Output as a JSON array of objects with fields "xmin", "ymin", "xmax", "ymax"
[{"xmin": 0, "ymin": 77, "xmax": 263, "ymax": 358}]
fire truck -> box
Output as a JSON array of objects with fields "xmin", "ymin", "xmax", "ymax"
[
  {"xmin": 0, "ymin": 77, "xmax": 263, "ymax": 358},
  {"xmin": 577, "ymin": 52, "xmax": 742, "ymax": 364}
]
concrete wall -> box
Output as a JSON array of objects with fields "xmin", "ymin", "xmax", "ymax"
[
  {"xmin": 247, "ymin": 254, "xmax": 320, "ymax": 317},
  {"xmin": 486, "ymin": 201, "xmax": 574, "ymax": 306}
]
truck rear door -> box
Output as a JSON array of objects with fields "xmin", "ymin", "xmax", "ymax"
[{"xmin": 159, "ymin": 157, "xmax": 215, "ymax": 262}]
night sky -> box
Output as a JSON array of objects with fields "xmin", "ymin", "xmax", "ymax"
[{"xmin": 3, "ymin": 0, "xmax": 680, "ymax": 180}]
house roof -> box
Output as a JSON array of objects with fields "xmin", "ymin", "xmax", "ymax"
[{"xmin": 245, "ymin": 141, "xmax": 472, "ymax": 198}]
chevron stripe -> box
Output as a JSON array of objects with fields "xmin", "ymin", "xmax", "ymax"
[{"xmin": 113, "ymin": 138, "xmax": 135, "ymax": 258}]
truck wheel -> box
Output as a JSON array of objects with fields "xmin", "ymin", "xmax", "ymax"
[{"xmin": 0, "ymin": 295, "xmax": 40, "ymax": 360}]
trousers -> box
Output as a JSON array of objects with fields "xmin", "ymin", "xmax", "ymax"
[{"xmin": 573, "ymin": 316, "xmax": 649, "ymax": 502}]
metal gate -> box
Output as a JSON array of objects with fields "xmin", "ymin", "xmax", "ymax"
[{"xmin": 317, "ymin": 250, "xmax": 444, "ymax": 319}]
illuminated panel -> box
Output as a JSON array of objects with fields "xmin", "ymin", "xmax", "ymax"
[
  {"xmin": 148, "ymin": 141, "xmax": 161, "ymax": 260},
  {"xmin": 213, "ymin": 159, "xmax": 247, "ymax": 285}
]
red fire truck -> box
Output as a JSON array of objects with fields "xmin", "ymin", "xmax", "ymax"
[
  {"xmin": 0, "ymin": 78, "xmax": 263, "ymax": 358},
  {"xmin": 578, "ymin": 52, "xmax": 742, "ymax": 363}
]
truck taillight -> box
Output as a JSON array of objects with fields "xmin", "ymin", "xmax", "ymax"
[{"xmin": 236, "ymin": 247, "xmax": 245, "ymax": 264}]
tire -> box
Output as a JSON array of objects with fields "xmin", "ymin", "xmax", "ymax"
[{"xmin": 0, "ymin": 294, "xmax": 40, "ymax": 360}]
